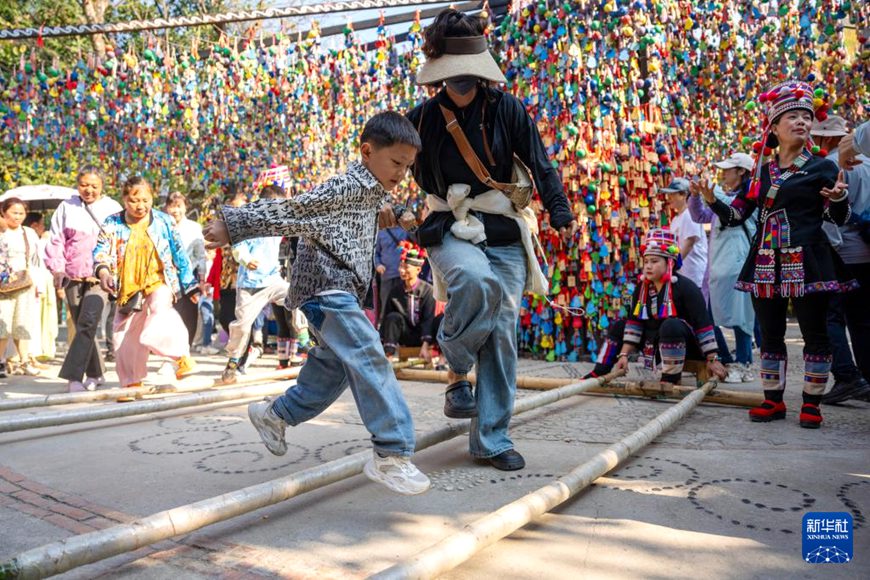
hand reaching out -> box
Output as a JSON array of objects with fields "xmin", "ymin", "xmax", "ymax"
[
  {"xmin": 203, "ymin": 220, "xmax": 230, "ymax": 249},
  {"xmin": 689, "ymin": 179, "xmax": 716, "ymax": 204},
  {"xmin": 820, "ymin": 170, "xmax": 848, "ymax": 201},
  {"xmin": 559, "ymin": 220, "xmax": 578, "ymax": 242},
  {"xmin": 838, "ymin": 134, "xmax": 861, "ymax": 170}
]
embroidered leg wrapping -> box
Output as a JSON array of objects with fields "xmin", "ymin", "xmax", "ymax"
[
  {"xmin": 760, "ymin": 351, "xmax": 788, "ymax": 391},
  {"xmin": 803, "ymin": 353, "xmax": 831, "ymax": 396},
  {"xmin": 659, "ymin": 341, "xmax": 686, "ymax": 384}
]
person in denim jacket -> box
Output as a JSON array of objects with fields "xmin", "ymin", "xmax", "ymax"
[{"xmin": 94, "ymin": 177, "xmax": 198, "ymax": 388}]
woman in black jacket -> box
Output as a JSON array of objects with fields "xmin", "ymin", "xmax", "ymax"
[
  {"xmin": 406, "ymin": 9, "xmax": 577, "ymax": 471},
  {"xmin": 708, "ymin": 80, "xmax": 854, "ymax": 429}
]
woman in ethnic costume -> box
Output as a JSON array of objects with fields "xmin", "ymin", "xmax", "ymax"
[{"xmin": 707, "ymin": 80, "xmax": 854, "ymax": 429}]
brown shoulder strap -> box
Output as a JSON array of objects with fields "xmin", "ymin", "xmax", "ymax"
[{"xmin": 439, "ymin": 105, "xmax": 511, "ymax": 193}]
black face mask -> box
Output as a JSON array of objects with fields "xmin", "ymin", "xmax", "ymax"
[{"xmin": 445, "ymin": 76, "xmax": 479, "ymax": 96}]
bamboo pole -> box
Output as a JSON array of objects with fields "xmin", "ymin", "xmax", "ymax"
[
  {"xmin": 0, "ymin": 382, "xmax": 294, "ymax": 434},
  {"xmin": 0, "ymin": 368, "xmax": 301, "ymax": 412},
  {"xmin": 0, "ymin": 361, "xmax": 427, "ymax": 433},
  {"xmin": 370, "ymin": 380, "xmax": 718, "ymax": 580},
  {"xmin": 395, "ymin": 368, "xmax": 762, "ymax": 408},
  {"xmin": 0, "ymin": 360, "xmax": 424, "ymax": 413},
  {"xmin": 0, "ymin": 372, "xmax": 621, "ymax": 579}
]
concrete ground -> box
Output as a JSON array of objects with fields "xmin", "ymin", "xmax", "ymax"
[{"xmin": 0, "ymin": 323, "xmax": 867, "ymax": 579}]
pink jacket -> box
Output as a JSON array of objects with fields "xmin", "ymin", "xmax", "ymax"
[{"xmin": 45, "ymin": 194, "xmax": 123, "ymax": 280}]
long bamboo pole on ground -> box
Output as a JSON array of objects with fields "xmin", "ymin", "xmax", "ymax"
[
  {"xmin": 396, "ymin": 368, "xmax": 763, "ymax": 408},
  {"xmin": 0, "ymin": 382, "xmax": 295, "ymax": 434},
  {"xmin": 370, "ymin": 379, "xmax": 718, "ymax": 580},
  {"xmin": 0, "ymin": 360, "xmax": 425, "ymax": 414},
  {"xmin": 0, "ymin": 368, "xmax": 301, "ymax": 412},
  {"xmin": 0, "ymin": 372, "xmax": 621, "ymax": 579}
]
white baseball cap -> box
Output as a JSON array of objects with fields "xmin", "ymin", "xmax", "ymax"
[{"xmin": 713, "ymin": 152, "xmax": 754, "ymax": 171}]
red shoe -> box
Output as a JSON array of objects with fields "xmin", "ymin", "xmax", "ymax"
[
  {"xmin": 749, "ymin": 399, "xmax": 787, "ymax": 422},
  {"xmin": 799, "ymin": 403, "xmax": 823, "ymax": 429}
]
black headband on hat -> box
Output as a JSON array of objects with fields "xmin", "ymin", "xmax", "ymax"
[{"xmin": 443, "ymin": 36, "xmax": 488, "ymax": 55}]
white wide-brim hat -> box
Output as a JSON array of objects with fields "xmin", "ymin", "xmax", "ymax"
[{"xmin": 416, "ymin": 35, "xmax": 507, "ymax": 85}]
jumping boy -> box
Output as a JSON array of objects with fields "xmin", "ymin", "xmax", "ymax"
[{"xmin": 204, "ymin": 112, "xmax": 429, "ymax": 495}]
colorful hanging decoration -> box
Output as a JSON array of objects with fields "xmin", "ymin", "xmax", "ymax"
[{"xmin": 0, "ymin": 1, "xmax": 866, "ymax": 361}]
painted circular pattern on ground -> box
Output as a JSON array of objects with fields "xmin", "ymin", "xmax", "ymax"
[
  {"xmin": 313, "ymin": 438, "xmax": 372, "ymax": 463},
  {"xmin": 597, "ymin": 456, "xmax": 701, "ymax": 493},
  {"xmin": 837, "ymin": 480, "xmax": 868, "ymax": 529},
  {"xmin": 656, "ymin": 404, "xmax": 870, "ymax": 451},
  {"xmin": 194, "ymin": 443, "xmax": 310, "ymax": 474},
  {"xmin": 129, "ymin": 428, "xmax": 247, "ymax": 456},
  {"xmin": 688, "ymin": 478, "xmax": 816, "ymax": 534}
]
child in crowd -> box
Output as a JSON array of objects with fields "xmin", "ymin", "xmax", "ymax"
[
  {"xmin": 218, "ymin": 184, "xmax": 289, "ymax": 384},
  {"xmin": 204, "ymin": 112, "xmax": 429, "ymax": 495}
]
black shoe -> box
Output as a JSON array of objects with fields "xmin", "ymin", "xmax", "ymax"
[
  {"xmin": 821, "ymin": 377, "xmax": 870, "ymax": 405},
  {"xmin": 444, "ymin": 380, "xmax": 477, "ymax": 418},
  {"xmin": 484, "ymin": 449, "xmax": 526, "ymax": 471},
  {"xmin": 0, "ymin": 363, "xmax": 6, "ymax": 379},
  {"xmin": 104, "ymin": 351, "xmax": 115, "ymax": 363}
]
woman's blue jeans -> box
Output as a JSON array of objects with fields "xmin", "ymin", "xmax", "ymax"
[{"xmin": 428, "ymin": 233, "xmax": 527, "ymax": 459}]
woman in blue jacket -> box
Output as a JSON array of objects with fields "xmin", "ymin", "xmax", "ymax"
[{"xmin": 94, "ymin": 177, "xmax": 199, "ymax": 388}]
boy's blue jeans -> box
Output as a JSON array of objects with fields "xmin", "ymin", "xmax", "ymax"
[
  {"xmin": 427, "ymin": 234, "xmax": 527, "ymax": 459},
  {"xmin": 271, "ymin": 292, "xmax": 416, "ymax": 457}
]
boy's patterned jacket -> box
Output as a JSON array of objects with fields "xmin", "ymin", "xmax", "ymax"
[
  {"xmin": 222, "ymin": 161, "xmax": 386, "ymax": 309},
  {"xmin": 93, "ymin": 210, "xmax": 196, "ymax": 300}
]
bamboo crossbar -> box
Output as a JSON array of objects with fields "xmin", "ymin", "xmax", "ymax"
[{"xmin": 395, "ymin": 368, "xmax": 762, "ymax": 408}]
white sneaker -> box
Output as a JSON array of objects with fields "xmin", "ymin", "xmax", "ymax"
[
  {"xmin": 199, "ymin": 345, "xmax": 221, "ymax": 355},
  {"xmin": 248, "ymin": 399, "xmax": 287, "ymax": 456},
  {"xmin": 740, "ymin": 363, "xmax": 755, "ymax": 382},
  {"xmin": 83, "ymin": 376, "xmax": 105, "ymax": 391},
  {"xmin": 364, "ymin": 452, "xmax": 430, "ymax": 495},
  {"xmin": 723, "ymin": 364, "xmax": 743, "ymax": 384}
]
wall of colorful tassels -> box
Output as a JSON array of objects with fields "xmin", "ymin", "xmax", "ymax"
[{"xmin": 0, "ymin": 0, "xmax": 866, "ymax": 360}]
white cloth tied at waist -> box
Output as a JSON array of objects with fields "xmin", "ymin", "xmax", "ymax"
[{"xmin": 426, "ymin": 183, "xmax": 549, "ymax": 302}]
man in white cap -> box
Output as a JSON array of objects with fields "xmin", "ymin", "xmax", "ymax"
[{"xmin": 812, "ymin": 115, "xmax": 870, "ymax": 403}]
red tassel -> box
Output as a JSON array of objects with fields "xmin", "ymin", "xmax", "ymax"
[{"xmin": 747, "ymin": 180, "xmax": 761, "ymax": 200}]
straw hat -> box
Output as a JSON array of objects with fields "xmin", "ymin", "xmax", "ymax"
[{"xmin": 415, "ymin": 36, "xmax": 507, "ymax": 85}]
